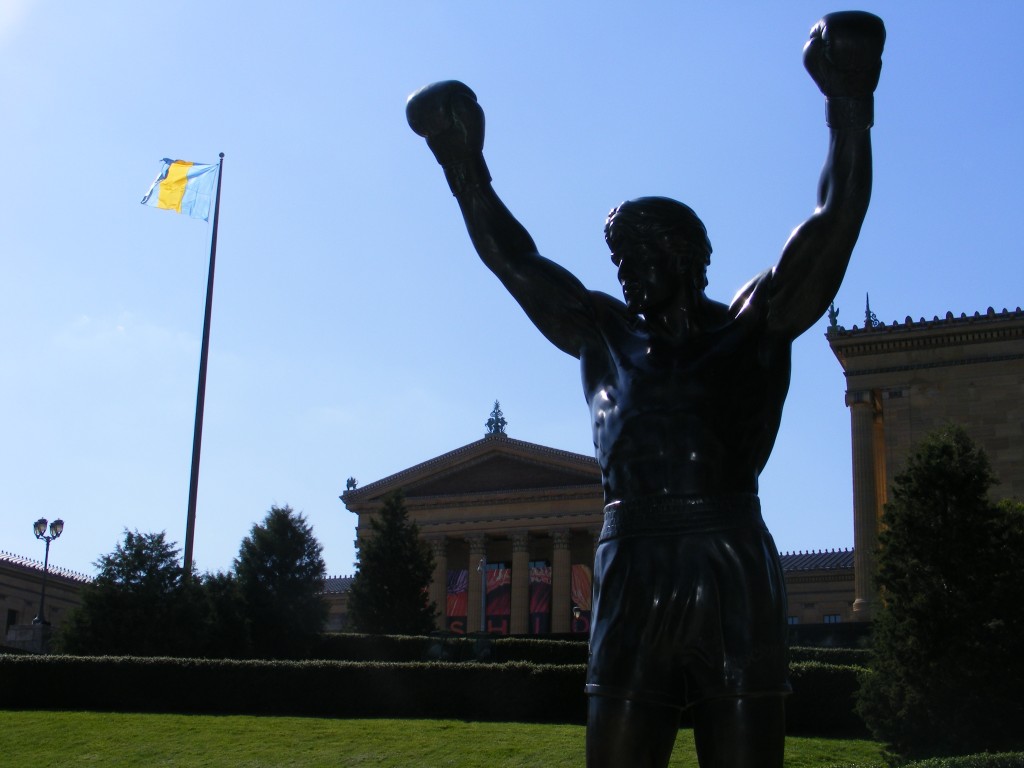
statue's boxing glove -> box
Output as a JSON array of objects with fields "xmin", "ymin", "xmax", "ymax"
[
  {"xmin": 803, "ymin": 11, "xmax": 885, "ymax": 129},
  {"xmin": 407, "ymin": 80, "xmax": 490, "ymax": 195}
]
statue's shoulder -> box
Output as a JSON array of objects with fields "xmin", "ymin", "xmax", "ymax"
[
  {"xmin": 590, "ymin": 290, "xmax": 632, "ymax": 322},
  {"xmin": 728, "ymin": 268, "xmax": 774, "ymax": 319}
]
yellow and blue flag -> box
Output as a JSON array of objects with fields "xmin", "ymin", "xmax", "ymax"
[{"xmin": 141, "ymin": 158, "xmax": 218, "ymax": 221}]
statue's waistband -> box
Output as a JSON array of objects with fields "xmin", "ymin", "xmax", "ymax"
[{"xmin": 600, "ymin": 494, "xmax": 763, "ymax": 542}]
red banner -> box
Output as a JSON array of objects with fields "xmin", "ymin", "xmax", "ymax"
[
  {"xmin": 446, "ymin": 569, "xmax": 467, "ymax": 634},
  {"xmin": 529, "ymin": 561, "xmax": 552, "ymax": 635},
  {"xmin": 485, "ymin": 563, "xmax": 511, "ymax": 635}
]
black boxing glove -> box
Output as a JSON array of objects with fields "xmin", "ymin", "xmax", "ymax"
[
  {"xmin": 803, "ymin": 11, "xmax": 885, "ymax": 129},
  {"xmin": 407, "ymin": 80, "xmax": 491, "ymax": 195}
]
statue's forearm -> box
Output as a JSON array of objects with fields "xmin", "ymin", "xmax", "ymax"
[
  {"xmin": 815, "ymin": 126, "xmax": 873, "ymax": 239},
  {"xmin": 768, "ymin": 126, "xmax": 872, "ymax": 338}
]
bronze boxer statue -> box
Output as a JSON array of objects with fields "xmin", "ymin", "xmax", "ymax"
[{"xmin": 407, "ymin": 11, "xmax": 884, "ymax": 767}]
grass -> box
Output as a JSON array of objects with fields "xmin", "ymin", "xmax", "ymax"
[{"xmin": 1, "ymin": 711, "xmax": 883, "ymax": 767}]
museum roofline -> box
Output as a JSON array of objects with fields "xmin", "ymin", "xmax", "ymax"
[
  {"xmin": 322, "ymin": 575, "xmax": 354, "ymax": 594},
  {"xmin": 827, "ymin": 305, "xmax": 1022, "ymax": 339},
  {"xmin": 826, "ymin": 305, "xmax": 1024, "ymax": 366},
  {"xmin": 0, "ymin": 550, "xmax": 93, "ymax": 583},
  {"xmin": 778, "ymin": 548, "xmax": 854, "ymax": 571},
  {"xmin": 341, "ymin": 433, "xmax": 599, "ymax": 504}
]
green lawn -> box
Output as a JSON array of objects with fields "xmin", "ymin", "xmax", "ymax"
[{"xmin": 1, "ymin": 711, "xmax": 883, "ymax": 767}]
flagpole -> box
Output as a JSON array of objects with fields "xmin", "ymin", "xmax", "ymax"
[{"xmin": 183, "ymin": 152, "xmax": 224, "ymax": 582}]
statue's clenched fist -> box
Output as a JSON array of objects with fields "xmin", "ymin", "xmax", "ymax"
[
  {"xmin": 407, "ymin": 80, "xmax": 485, "ymax": 168},
  {"xmin": 804, "ymin": 11, "xmax": 885, "ymax": 100}
]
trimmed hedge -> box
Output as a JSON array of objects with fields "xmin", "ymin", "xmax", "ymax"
[
  {"xmin": 314, "ymin": 633, "xmax": 867, "ymax": 668},
  {"xmin": 313, "ymin": 633, "xmax": 588, "ymax": 664},
  {"xmin": 822, "ymin": 755, "xmax": 1024, "ymax": 768},
  {"xmin": 0, "ymin": 653, "xmax": 865, "ymax": 735},
  {"xmin": 787, "ymin": 662, "xmax": 866, "ymax": 737},
  {"xmin": 790, "ymin": 646, "xmax": 870, "ymax": 667},
  {"xmin": 0, "ymin": 655, "xmax": 586, "ymax": 723},
  {"xmin": 901, "ymin": 756, "xmax": 1024, "ymax": 768}
]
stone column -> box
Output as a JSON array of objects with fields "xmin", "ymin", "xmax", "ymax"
[
  {"xmin": 551, "ymin": 530, "xmax": 571, "ymax": 633},
  {"xmin": 466, "ymin": 535, "xmax": 486, "ymax": 634},
  {"xmin": 848, "ymin": 389, "xmax": 880, "ymax": 619},
  {"xmin": 873, "ymin": 401, "xmax": 889, "ymax": 520},
  {"xmin": 510, "ymin": 533, "xmax": 530, "ymax": 635},
  {"xmin": 428, "ymin": 537, "xmax": 448, "ymax": 631}
]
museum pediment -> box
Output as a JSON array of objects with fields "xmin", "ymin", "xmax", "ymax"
[{"xmin": 341, "ymin": 434, "xmax": 600, "ymax": 508}]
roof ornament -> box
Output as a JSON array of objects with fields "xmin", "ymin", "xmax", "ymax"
[
  {"xmin": 865, "ymin": 293, "xmax": 880, "ymax": 328},
  {"xmin": 827, "ymin": 302, "xmax": 843, "ymax": 334},
  {"xmin": 485, "ymin": 400, "xmax": 508, "ymax": 436},
  {"xmin": 345, "ymin": 477, "xmax": 358, "ymax": 491}
]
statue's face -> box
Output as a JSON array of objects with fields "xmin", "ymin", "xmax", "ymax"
[{"xmin": 611, "ymin": 239, "xmax": 680, "ymax": 315}]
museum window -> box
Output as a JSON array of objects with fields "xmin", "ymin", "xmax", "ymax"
[
  {"xmin": 823, "ymin": 613, "xmax": 841, "ymax": 624},
  {"xmin": 786, "ymin": 616, "xmax": 799, "ymax": 625},
  {"xmin": 5, "ymin": 609, "xmax": 18, "ymax": 633}
]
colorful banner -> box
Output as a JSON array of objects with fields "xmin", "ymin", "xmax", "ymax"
[
  {"xmin": 485, "ymin": 563, "xmax": 511, "ymax": 635},
  {"xmin": 446, "ymin": 569, "xmax": 468, "ymax": 634},
  {"xmin": 529, "ymin": 561, "xmax": 552, "ymax": 635},
  {"xmin": 571, "ymin": 563, "xmax": 593, "ymax": 635}
]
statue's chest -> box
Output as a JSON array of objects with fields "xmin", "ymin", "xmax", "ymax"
[{"xmin": 613, "ymin": 326, "xmax": 764, "ymax": 404}]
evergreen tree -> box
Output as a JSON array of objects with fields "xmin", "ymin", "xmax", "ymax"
[
  {"xmin": 857, "ymin": 426, "xmax": 1024, "ymax": 759},
  {"xmin": 58, "ymin": 530, "xmax": 205, "ymax": 656},
  {"xmin": 235, "ymin": 505, "xmax": 328, "ymax": 658},
  {"xmin": 347, "ymin": 491, "xmax": 437, "ymax": 634}
]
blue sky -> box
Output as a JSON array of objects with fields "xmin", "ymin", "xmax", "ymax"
[{"xmin": 1, "ymin": 1, "xmax": 1021, "ymax": 579}]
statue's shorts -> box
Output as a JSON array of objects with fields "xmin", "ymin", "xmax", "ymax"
[{"xmin": 585, "ymin": 494, "xmax": 790, "ymax": 710}]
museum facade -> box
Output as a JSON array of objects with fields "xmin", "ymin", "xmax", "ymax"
[{"xmin": 829, "ymin": 305, "xmax": 1024, "ymax": 618}]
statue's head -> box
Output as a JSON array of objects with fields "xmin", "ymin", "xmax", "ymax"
[{"xmin": 604, "ymin": 197, "xmax": 712, "ymax": 313}]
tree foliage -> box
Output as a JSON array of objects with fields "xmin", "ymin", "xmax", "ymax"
[
  {"xmin": 59, "ymin": 530, "xmax": 205, "ymax": 656},
  {"xmin": 857, "ymin": 426, "xmax": 1024, "ymax": 759},
  {"xmin": 199, "ymin": 570, "xmax": 252, "ymax": 658},
  {"xmin": 347, "ymin": 491, "xmax": 437, "ymax": 635},
  {"xmin": 59, "ymin": 506, "xmax": 331, "ymax": 659},
  {"xmin": 234, "ymin": 505, "xmax": 328, "ymax": 659}
]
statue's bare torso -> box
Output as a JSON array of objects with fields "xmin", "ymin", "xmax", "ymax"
[{"xmin": 584, "ymin": 278, "xmax": 790, "ymax": 503}]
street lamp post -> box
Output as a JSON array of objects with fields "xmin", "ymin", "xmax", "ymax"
[{"xmin": 32, "ymin": 517, "xmax": 64, "ymax": 626}]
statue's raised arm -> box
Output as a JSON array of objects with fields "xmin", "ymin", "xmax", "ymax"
[
  {"xmin": 407, "ymin": 81, "xmax": 600, "ymax": 359},
  {"xmin": 766, "ymin": 11, "xmax": 885, "ymax": 340}
]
